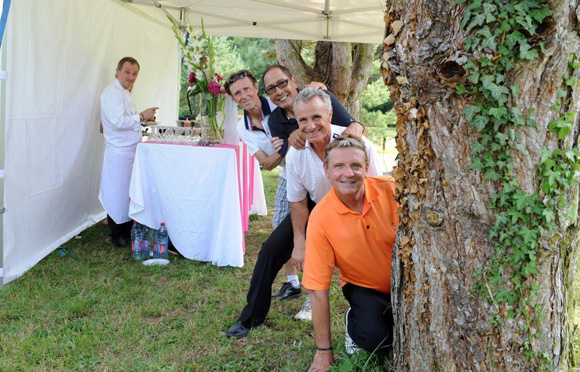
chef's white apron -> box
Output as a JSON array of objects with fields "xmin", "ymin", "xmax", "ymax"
[{"xmin": 99, "ymin": 144, "xmax": 138, "ymax": 224}]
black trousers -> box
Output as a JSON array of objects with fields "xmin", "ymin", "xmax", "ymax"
[
  {"xmin": 238, "ymin": 197, "xmax": 315, "ymax": 328},
  {"xmin": 107, "ymin": 215, "xmax": 132, "ymax": 241},
  {"xmin": 343, "ymin": 283, "xmax": 394, "ymax": 353}
]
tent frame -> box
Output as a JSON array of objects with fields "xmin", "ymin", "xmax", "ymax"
[{"xmin": 120, "ymin": 0, "xmax": 384, "ymax": 42}]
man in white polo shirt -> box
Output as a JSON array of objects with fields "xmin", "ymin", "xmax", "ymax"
[{"xmin": 285, "ymin": 87, "xmax": 382, "ymax": 274}]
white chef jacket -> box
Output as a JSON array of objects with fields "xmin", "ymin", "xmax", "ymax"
[{"xmin": 99, "ymin": 79, "xmax": 142, "ymax": 224}]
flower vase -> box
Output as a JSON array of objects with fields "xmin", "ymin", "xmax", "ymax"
[{"xmin": 207, "ymin": 115, "xmax": 224, "ymax": 144}]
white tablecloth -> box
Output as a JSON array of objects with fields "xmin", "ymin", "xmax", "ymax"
[{"xmin": 129, "ymin": 142, "xmax": 244, "ymax": 267}]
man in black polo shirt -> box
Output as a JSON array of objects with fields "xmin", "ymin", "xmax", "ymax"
[
  {"xmin": 264, "ymin": 65, "xmax": 364, "ymax": 157},
  {"xmin": 226, "ymin": 65, "xmax": 364, "ymax": 339}
]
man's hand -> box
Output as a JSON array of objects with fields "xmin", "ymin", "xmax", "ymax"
[
  {"xmin": 308, "ymin": 351, "xmax": 333, "ymax": 372},
  {"xmin": 289, "ymin": 129, "xmax": 306, "ymax": 150},
  {"xmin": 305, "ymin": 81, "xmax": 328, "ymax": 91},
  {"xmin": 270, "ymin": 136, "xmax": 284, "ymax": 153},
  {"xmin": 140, "ymin": 106, "xmax": 159, "ymax": 121},
  {"xmin": 291, "ymin": 236, "xmax": 306, "ymax": 271},
  {"xmin": 342, "ymin": 122, "xmax": 365, "ymax": 140}
]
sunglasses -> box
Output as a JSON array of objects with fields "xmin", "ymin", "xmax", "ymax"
[
  {"xmin": 227, "ymin": 71, "xmax": 248, "ymax": 85},
  {"xmin": 265, "ymin": 79, "xmax": 289, "ymax": 95}
]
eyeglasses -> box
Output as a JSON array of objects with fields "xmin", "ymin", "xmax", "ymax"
[
  {"xmin": 227, "ymin": 71, "xmax": 248, "ymax": 85},
  {"xmin": 265, "ymin": 79, "xmax": 289, "ymax": 95}
]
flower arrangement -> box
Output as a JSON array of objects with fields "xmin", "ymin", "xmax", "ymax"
[{"xmin": 170, "ymin": 17, "xmax": 226, "ymax": 141}]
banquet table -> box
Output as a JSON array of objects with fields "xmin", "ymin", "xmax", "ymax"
[{"xmin": 128, "ymin": 140, "xmax": 265, "ymax": 267}]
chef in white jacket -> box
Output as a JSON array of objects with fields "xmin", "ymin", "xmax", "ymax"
[{"xmin": 99, "ymin": 57, "xmax": 158, "ymax": 247}]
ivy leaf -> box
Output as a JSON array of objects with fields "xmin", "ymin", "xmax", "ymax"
[
  {"xmin": 464, "ymin": 105, "xmax": 481, "ymax": 122},
  {"xmin": 556, "ymin": 88, "xmax": 566, "ymax": 99},
  {"xmin": 495, "ymin": 132, "xmax": 509, "ymax": 145},
  {"xmin": 489, "ymin": 107, "xmax": 508, "ymax": 120},
  {"xmin": 483, "ymin": 81, "xmax": 509, "ymax": 105},
  {"xmin": 467, "ymin": 72, "xmax": 480, "ymax": 84},
  {"xmin": 484, "ymin": 168, "xmax": 501, "ymax": 181},
  {"xmin": 471, "ymin": 140, "xmax": 485, "ymax": 154},
  {"xmin": 466, "ymin": 13, "xmax": 486, "ymax": 32},
  {"xmin": 456, "ymin": 85, "xmax": 466, "ymax": 95},
  {"xmin": 469, "ymin": 156, "xmax": 484, "ymax": 170},
  {"xmin": 565, "ymin": 75, "xmax": 578, "ymax": 87},
  {"xmin": 464, "ymin": 59, "xmax": 478, "ymax": 70},
  {"xmin": 482, "ymin": 3, "xmax": 497, "ymax": 22},
  {"xmin": 520, "ymin": 43, "xmax": 538, "ymax": 60},
  {"xmin": 530, "ymin": 7, "xmax": 550, "ymax": 23},
  {"xmin": 472, "ymin": 115, "xmax": 489, "ymax": 130}
]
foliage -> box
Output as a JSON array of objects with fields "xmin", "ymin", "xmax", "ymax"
[
  {"xmin": 457, "ymin": 0, "xmax": 579, "ymax": 367},
  {"xmin": 227, "ymin": 37, "xmax": 279, "ymax": 84},
  {"xmin": 360, "ymin": 60, "xmax": 396, "ymax": 149},
  {"xmin": 0, "ymin": 169, "xmax": 396, "ymax": 371}
]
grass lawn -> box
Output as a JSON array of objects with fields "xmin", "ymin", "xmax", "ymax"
[
  {"xmin": 0, "ymin": 167, "xmax": 578, "ymax": 371},
  {"xmin": 0, "ymin": 169, "xmax": 385, "ymax": 371}
]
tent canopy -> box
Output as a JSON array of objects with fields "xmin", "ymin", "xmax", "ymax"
[{"xmin": 121, "ymin": 0, "xmax": 386, "ymax": 43}]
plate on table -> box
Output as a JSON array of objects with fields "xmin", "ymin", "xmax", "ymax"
[{"xmin": 142, "ymin": 258, "xmax": 170, "ymax": 266}]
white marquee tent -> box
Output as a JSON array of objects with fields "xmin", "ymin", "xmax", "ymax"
[{"xmin": 0, "ymin": 0, "xmax": 386, "ymax": 285}]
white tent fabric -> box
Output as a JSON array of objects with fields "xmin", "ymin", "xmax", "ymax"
[
  {"xmin": 2, "ymin": 0, "xmax": 178, "ymax": 284},
  {"xmin": 122, "ymin": 0, "xmax": 386, "ymax": 44}
]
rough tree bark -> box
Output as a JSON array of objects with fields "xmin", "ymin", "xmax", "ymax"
[
  {"xmin": 274, "ymin": 40, "xmax": 374, "ymax": 116},
  {"xmin": 382, "ymin": 1, "xmax": 580, "ymax": 371}
]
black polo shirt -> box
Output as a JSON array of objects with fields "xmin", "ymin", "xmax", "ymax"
[{"xmin": 268, "ymin": 90, "xmax": 356, "ymax": 158}]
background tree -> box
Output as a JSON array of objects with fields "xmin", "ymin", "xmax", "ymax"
[
  {"xmin": 275, "ymin": 40, "xmax": 374, "ymax": 116},
  {"xmin": 383, "ymin": 0, "xmax": 579, "ymax": 371},
  {"xmin": 360, "ymin": 60, "xmax": 396, "ymax": 150}
]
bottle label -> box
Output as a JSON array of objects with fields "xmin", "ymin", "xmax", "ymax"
[
  {"xmin": 160, "ymin": 244, "xmax": 166, "ymax": 255},
  {"xmin": 132, "ymin": 240, "xmax": 141, "ymax": 253}
]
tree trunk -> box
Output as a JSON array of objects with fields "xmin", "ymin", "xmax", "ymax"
[
  {"xmin": 383, "ymin": 1, "xmax": 580, "ymax": 371},
  {"xmin": 275, "ymin": 40, "xmax": 374, "ymax": 116}
]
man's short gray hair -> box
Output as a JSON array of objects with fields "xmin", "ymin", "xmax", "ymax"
[{"xmin": 293, "ymin": 87, "xmax": 332, "ymax": 115}]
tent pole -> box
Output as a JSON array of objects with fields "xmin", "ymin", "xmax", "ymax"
[{"xmin": 0, "ymin": 0, "xmax": 10, "ymax": 287}]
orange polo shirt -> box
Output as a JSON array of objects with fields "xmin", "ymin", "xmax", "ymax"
[{"xmin": 303, "ymin": 176, "xmax": 398, "ymax": 294}]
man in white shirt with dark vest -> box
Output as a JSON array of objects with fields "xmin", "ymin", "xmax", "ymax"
[{"xmin": 99, "ymin": 56, "xmax": 158, "ymax": 247}]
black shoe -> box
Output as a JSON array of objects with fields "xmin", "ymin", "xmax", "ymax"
[
  {"xmin": 272, "ymin": 282, "xmax": 302, "ymax": 301},
  {"xmin": 112, "ymin": 237, "xmax": 130, "ymax": 248},
  {"xmin": 226, "ymin": 321, "xmax": 251, "ymax": 339}
]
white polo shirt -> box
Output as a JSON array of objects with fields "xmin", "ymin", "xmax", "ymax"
[
  {"xmin": 286, "ymin": 125, "xmax": 383, "ymax": 203},
  {"xmin": 236, "ymin": 96, "xmax": 286, "ymax": 178}
]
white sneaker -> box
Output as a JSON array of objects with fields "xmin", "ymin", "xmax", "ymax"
[
  {"xmin": 344, "ymin": 307, "xmax": 362, "ymax": 354},
  {"xmin": 294, "ymin": 295, "xmax": 312, "ymax": 321}
]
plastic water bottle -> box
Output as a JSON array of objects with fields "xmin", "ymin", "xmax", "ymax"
[
  {"xmin": 151, "ymin": 228, "xmax": 158, "ymax": 259},
  {"xmin": 131, "ymin": 221, "xmax": 143, "ymax": 260},
  {"xmin": 141, "ymin": 225, "xmax": 150, "ymax": 259},
  {"xmin": 158, "ymin": 222, "xmax": 169, "ymax": 259}
]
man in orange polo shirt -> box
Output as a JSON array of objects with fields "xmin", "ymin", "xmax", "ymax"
[{"xmin": 303, "ymin": 136, "xmax": 398, "ymax": 372}]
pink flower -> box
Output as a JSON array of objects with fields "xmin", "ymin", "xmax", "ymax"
[
  {"xmin": 215, "ymin": 73, "xmax": 223, "ymax": 82},
  {"xmin": 208, "ymin": 81, "xmax": 222, "ymax": 96},
  {"xmin": 189, "ymin": 72, "xmax": 196, "ymax": 84}
]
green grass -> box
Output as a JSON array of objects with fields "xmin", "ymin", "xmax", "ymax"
[
  {"xmin": 0, "ymin": 168, "xmax": 389, "ymax": 371},
  {"xmin": 0, "ymin": 168, "xmax": 577, "ymax": 371}
]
